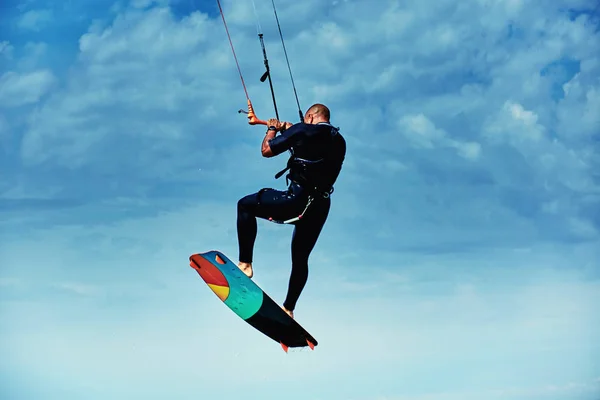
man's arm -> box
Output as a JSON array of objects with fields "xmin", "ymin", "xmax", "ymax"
[
  {"xmin": 262, "ymin": 122, "xmax": 304, "ymax": 158},
  {"xmin": 261, "ymin": 127, "xmax": 277, "ymax": 157}
]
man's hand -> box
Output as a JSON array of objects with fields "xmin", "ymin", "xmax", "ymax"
[
  {"xmin": 267, "ymin": 118, "xmax": 292, "ymax": 132},
  {"xmin": 267, "ymin": 118, "xmax": 283, "ymax": 132}
]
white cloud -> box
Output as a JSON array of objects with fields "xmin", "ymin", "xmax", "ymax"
[
  {"xmin": 399, "ymin": 113, "xmax": 481, "ymax": 160},
  {"xmin": 0, "ymin": 70, "xmax": 56, "ymax": 107},
  {"xmin": 449, "ymin": 140, "xmax": 482, "ymax": 160},
  {"xmin": 0, "ymin": 41, "xmax": 14, "ymax": 60},
  {"xmin": 17, "ymin": 9, "xmax": 53, "ymax": 32},
  {"xmin": 484, "ymin": 101, "xmax": 546, "ymax": 144},
  {"xmin": 400, "ymin": 114, "xmax": 446, "ymax": 149},
  {"xmin": 18, "ymin": 6, "xmax": 238, "ymax": 169},
  {"xmin": 558, "ymin": 73, "xmax": 600, "ymax": 139},
  {"xmin": 15, "ymin": 42, "xmax": 49, "ymax": 70}
]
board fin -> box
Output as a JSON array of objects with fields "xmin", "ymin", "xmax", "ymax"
[
  {"xmin": 280, "ymin": 342, "xmax": 289, "ymax": 353},
  {"xmin": 307, "ymin": 339, "xmax": 315, "ymax": 350}
]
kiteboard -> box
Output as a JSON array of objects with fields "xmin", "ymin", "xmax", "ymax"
[{"xmin": 189, "ymin": 250, "xmax": 317, "ymax": 352}]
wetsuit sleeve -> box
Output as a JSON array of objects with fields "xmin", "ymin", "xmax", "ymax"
[{"xmin": 268, "ymin": 123, "xmax": 305, "ymax": 156}]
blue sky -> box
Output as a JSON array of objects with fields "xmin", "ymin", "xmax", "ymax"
[{"xmin": 1, "ymin": 0, "xmax": 599, "ymax": 399}]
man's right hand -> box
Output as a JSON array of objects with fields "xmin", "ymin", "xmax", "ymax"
[
  {"xmin": 267, "ymin": 118, "xmax": 292, "ymax": 132},
  {"xmin": 267, "ymin": 118, "xmax": 281, "ymax": 131}
]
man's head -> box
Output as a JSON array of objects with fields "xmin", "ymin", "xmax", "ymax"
[{"xmin": 303, "ymin": 103, "xmax": 330, "ymax": 124}]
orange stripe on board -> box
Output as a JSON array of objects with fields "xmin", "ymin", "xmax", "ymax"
[{"xmin": 190, "ymin": 254, "xmax": 229, "ymax": 287}]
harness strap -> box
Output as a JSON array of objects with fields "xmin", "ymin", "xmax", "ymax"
[
  {"xmin": 274, "ymin": 165, "xmax": 289, "ymax": 180},
  {"xmin": 268, "ymin": 196, "xmax": 314, "ymax": 225}
]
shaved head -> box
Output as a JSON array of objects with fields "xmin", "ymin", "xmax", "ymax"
[{"xmin": 305, "ymin": 103, "xmax": 330, "ymax": 122}]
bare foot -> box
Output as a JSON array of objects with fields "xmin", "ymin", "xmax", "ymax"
[
  {"xmin": 237, "ymin": 262, "xmax": 253, "ymax": 278},
  {"xmin": 282, "ymin": 306, "xmax": 294, "ymax": 319}
]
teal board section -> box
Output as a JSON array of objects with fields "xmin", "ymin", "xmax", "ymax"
[{"xmin": 190, "ymin": 251, "xmax": 263, "ymax": 320}]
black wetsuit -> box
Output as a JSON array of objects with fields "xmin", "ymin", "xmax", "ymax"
[{"xmin": 237, "ymin": 121, "xmax": 346, "ymax": 311}]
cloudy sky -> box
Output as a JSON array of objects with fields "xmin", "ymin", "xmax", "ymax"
[{"xmin": 1, "ymin": 0, "xmax": 599, "ymax": 399}]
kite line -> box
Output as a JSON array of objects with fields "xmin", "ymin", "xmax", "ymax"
[
  {"xmin": 215, "ymin": 0, "xmax": 303, "ymax": 125},
  {"xmin": 269, "ymin": 0, "xmax": 303, "ymax": 122}
]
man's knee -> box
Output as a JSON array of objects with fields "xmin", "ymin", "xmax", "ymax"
[
  {"xmin": 237, "ymin": 193, "xmax": 256, "ymax": 215},
  {"xmin": 237, "ymin": 195, "xmax": 249, "ymax": 210},
  {"xmin": 238, "ymin": 188, "xmax": 270, "ymax": 214}
]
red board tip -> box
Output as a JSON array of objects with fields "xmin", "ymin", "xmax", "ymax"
[{"xmin": 307, "ymin": 339, "xmax": 315, "ymax": 350}]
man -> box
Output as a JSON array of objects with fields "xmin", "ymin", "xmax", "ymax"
[{"xmin": 236, "ymin": 103, "xmax": 346, "ymax": 319}]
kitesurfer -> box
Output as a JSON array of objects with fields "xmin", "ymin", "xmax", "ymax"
[{"xmin": 236, "ymin": 103, "xmax": 346, "ymax": 319}]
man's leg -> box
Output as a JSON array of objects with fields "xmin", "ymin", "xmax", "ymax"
[
  {"xmin": 237, "ymin": 188, "xmax": 304, "ymax": 278},
  {"xmin": 282, "ymin": 198, "xmax": 331, "ymax": 316}
]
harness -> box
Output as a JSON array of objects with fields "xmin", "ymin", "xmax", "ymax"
[{"xmin": 265, "ymin": 123, "xmax": 340, "ymax": 224}]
